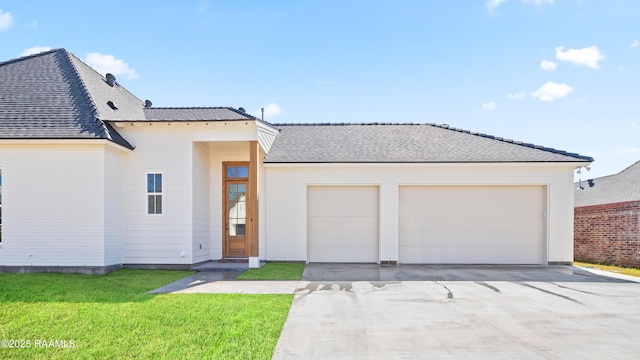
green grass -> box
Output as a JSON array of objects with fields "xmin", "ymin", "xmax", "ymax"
[
  {"xmin": 574, "ymin": 261, "xmax": 640, "ymax": 278},
  {"xmin": 236, "ymin": 262, "xmax": 306, "ymax": 280},
  {"xmin": 0, "ymin": 269, "xmax": 292, "ymax": 359}
]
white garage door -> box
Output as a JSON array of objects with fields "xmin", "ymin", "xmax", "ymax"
[
  {"xmin": 307, "ymin": 186, "xmax": 378, "ymax": 263},
  {"xmin": 399, "ymin": 186, "xmax": 545, "ymax": 264}
]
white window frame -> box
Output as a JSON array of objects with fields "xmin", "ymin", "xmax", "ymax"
[{"xmin": 146, "ymin": 172, "xmax": 163, "ymax": 215}]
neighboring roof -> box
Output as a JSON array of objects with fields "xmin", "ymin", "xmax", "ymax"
[
  {"xmin": 575, "ymin": 161, "xmax": 640, "ymax": 207},
  {"xmin": 0, "ymin": 49, "xmax": 135, "ymax": 149},
  {"xmin": 264, "ymin": 123, "xmax": 594, "ymax": 163},
  {"xmin": 141, "ymin": 107, "xmax": 257, "ymax": 121}
]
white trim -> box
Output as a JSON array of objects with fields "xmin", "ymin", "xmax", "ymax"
[
  {"xmin": 145, "ymin": 171, "xmax": 164, "ymax": 216},
  {"xmin": 264, "ymin": 162, "xmax": 591, "ymax": 168},
  {"xmin": 0, "ymin": 139, "xmax": 132, "ymax": 152},
  {"xmin": 248, "ymin": 257, "xmax": 261, "ymax": 268}
]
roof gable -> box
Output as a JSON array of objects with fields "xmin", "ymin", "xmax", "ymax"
[
  {"xmin": 0, "ymin": 49, "xmax": 134, "ymax": 149},
  {"xmin": 575, "ymin": 160, "xmax": 640, "ymax": 207},
  {"xmin": 264, "ymin": 123, "xmax": 593, "ymax": 163}
]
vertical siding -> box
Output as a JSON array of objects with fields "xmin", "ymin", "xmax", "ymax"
[
  {"xmin": 192, "ymin": 142, "xmax": 210, "ymax": 263},
  {"xmin": 265, "ymin": 164, "xmax": 576, "ymax": 263},
  {"xmin": 104, "ymin": 146, "xmax": 125, "ymax": 266},
  {"xmin": 0, "ymin": 144, "xmax": 106, "ymax": 266}
]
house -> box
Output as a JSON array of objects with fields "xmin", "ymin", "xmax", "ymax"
[
  {"xmin": 574, "ymin": 161, "xmax": 640, "ymax": 267},
  {"xmin": 0, "ymin": 49, "xmax": 593, "ymax": 274}
]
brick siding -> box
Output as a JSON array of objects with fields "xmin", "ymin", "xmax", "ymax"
[{"xmin": 574, "ymin": 201, "xmax": 640, "ymax": 267}]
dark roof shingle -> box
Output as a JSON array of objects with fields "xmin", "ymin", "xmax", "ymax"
[
  {"xmin": 0, "ymin": 49, "xmax": 135, "ymax": 149},
  {"xmin": 142, "ymin": 107, "xmax": 256, "ymax": 121},
  {"xmin": 575, "ymin": 161, "xmax": 640, "ymax": 207},
  {"xmin": 264, "ymin": 123, "xmax": 593, "ymax": 163}
]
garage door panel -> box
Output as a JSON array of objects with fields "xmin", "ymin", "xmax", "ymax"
[
  {"xmin": 401, "ymin": 202, "xmax": 541, "ymax": 219},
  {"xmin": 307, "ymin": 230, "xmax": 379, "ymax": 245},
  {"xmin": 402, "ymin": 217, "xmax": 542, "ymax": 233},
  {"xmin": 308, "ymin": 202, "xmax": 378, "ymax": 217},
  {"xmin": 308, "ymin": 245, "xmax": 378, "ymax": 263},
  {"xmin": 400, "ymin": 245, "xmax": 541, "ymax": 264},
  {"xmin": 308, "ymin": 216, "xmax": 378, "ymax": 233},
  {"xmin": 308, "ymin": 187, "xmax": 377, "ymax": 203},
  {"xmin": 308, "ymin": 186, "xmax": 378, "ymax": 263},
  {"xmin": 401, "ymin": 230, "xmax": 539, "ymax": 247},
  {"xmin": 399, "ymin": 186, "xmax": 545, "ymax": 264}
]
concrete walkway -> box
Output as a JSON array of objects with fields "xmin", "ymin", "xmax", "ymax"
[
  {"xmin": 150, "ymin": 264, "xmax": 638, "ymax": 295},
  {"xmin": 149, "ymin": 265, "xmax": 640, "ymax": 358}
]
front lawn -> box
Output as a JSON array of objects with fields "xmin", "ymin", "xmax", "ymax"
[
  {"xmin": 0, "ymin": 269, "xmax": 292, "ymax": 359},
  {"xmin": 574, "ymin": 261, "xmax": 640, "ymax": 278},
  {"xmin": 236, "ymin": 262, "xmax": 306, "ymax": 280}
]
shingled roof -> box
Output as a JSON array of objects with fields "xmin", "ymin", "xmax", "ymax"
[
  {"xmin": 264, "ymin": 123, "xmax": 594, "ymax": 163},
  {"xmin": 575, "ymin": 161, "xmax": 640, "ymax": 207},
  {"xmin": 142, "ymin": 107, "xmax": 257, "ymax": 121},
  {"xmin": 0, "ymin": 48, "xmax": 136, "ymax": 149}
]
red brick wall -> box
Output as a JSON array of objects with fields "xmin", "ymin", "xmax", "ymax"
[{"xmin": 574, "ymin": 201, "xmax": 640, "ymax": 268}]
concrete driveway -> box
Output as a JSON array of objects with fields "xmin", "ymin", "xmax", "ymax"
[{"xmin": 273, "ymin": 264, "xmax": 640, "ymax": 359}]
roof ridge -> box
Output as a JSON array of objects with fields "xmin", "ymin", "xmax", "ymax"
[
  {"xmin": 584, "ymin": 160, "xmax": 640, "ymax": 182},
  {"xmin": 66, "ymin": 50, "xmax": 144, "ymax": 105},
  {"xmin": 272, "ymin": 122, "xmax": 594, "ymax": 162},
  {"xmin": 224, "ymin": 107, "xmax": 260, "ymax": 120},
  {"xmin": 61, "ymin": 50, "xmax": 132, "ymax": 148},
  {"xmin": 60, "ymin": 49, "xmax": 100, "ymax": 121},
  {"xmin": 147, "ymin": 106, "xmax": 231, "ymax": 109},
  {"xmin": 432, "ymin": 123, "xmax": 594, "ymax": 163},
  {"xmin": 0, "ymin": 48, "xmax": 63, "ymax": 67}
]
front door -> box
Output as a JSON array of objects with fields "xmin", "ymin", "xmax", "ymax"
[{"xmin": 223, "ymin": 163, "xmax": 249, "ymax": 258}]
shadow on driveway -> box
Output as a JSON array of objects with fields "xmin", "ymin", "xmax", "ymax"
[{"xmin": 301, "ymin": 263, "xmax": 635, "ymax": 283}]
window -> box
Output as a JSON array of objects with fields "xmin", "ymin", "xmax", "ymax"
[
  {"xmin": 147, "ymin": 173, "xmax": 162, "ymax": 214},
  {"xmin": 226, "ymin": 165, "xmax": 248, "ymax": 179}
]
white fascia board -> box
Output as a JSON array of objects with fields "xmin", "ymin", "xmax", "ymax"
[
  {"xmin": 0, "ymin": 139, "xmax": 132, "ymax": 152},
  {"xmin": 263, "ymin": 161, "xmax": 591, "ymax": 168}
]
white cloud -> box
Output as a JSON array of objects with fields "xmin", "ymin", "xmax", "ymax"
[
  {"xmin": 507, "ymin": 91, "xmax": 526, "ymax": 100},
  {"xmin": 260, "ymin": 103, "xmax": 282, "ymax": 118},
  {"xmin": 317, "ymin": 80, "xmax": 336, "ymax": 86},
  {"xmin": 85, "ymin": 52, "xmax": 137, "ymax": 79},
  {"xmin": 617, "ymin": 65, "xmax": 626, "ymax": 72},
  {"xmin": 540, "ymin": 59, "xmax": 557, "ymax": 71},
  {"xmin": 486, "ymin": 0, "xmax": 508, "ymax": 10},
  {"xmin": 523, "ymin": 0, "xmax": 554, "ymax": 5},
  {"xmin": 555, "ymin": 46, "xmax": 605, "ymax": 69},
  {"xmin": 20, "ymin": 46, "xmax": 52, "ymax": 57},
  {"xmin": 618, "ymin": 148, "xmax": 640, "ymax": 155},
  {"xmin": 630, "ymin": 40, "xmax": 639, "ymax": 48},
  {"xmin": 0, "ymin": 9, "xmax": 14, "ymax": 31},
  {"xmin": 531, "ymin": 81, "xmax": 573, "ymax": 101},
  {"xmin": 481, "ymin": 102, "xmax": 497, "ymax": 111},
  {"xmin": 630, "ymin": 122, "xmax": 637, "ymax": 128}
]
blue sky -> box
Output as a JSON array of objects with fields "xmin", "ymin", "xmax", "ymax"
[{"xmin": 1, "ymin": 0, "xmax": 638, "ymax": 179}]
